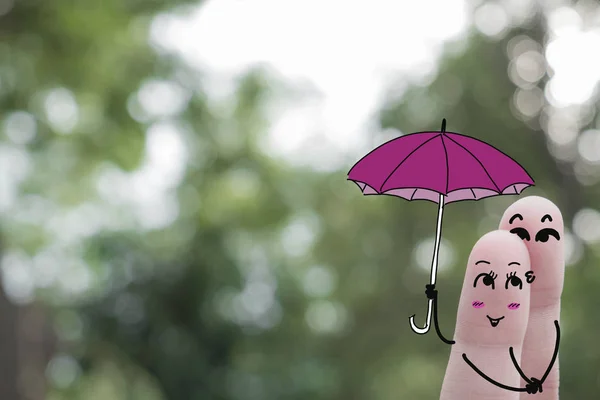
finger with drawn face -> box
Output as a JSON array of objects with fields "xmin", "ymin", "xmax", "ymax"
[
  {"xmin": 440, "ymin": 230, "xmax": 531, "ymax": 400},
  {"xmin": 499, "ymin": 196, "xmax": 564, "ymax": 400}
]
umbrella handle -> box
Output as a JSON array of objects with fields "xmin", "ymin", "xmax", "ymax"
[
  {"xmin": 408, "ymin": 298, "xmax": 434, "ymax": 334},
  {"xmin": 410, "ymin": 192, "xmax": 445, "ymax": 335}
]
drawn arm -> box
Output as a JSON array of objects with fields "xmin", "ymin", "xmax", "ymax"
[
  {"xmin": 464, "ymin": 321, "xmax": 559, "ymax": 395},
  {"xmin": 462, "ymin": 353, "xmax": 528, "ymax": 393},
  {"xmin": 541, "ymin": 320, "xmax": 561, "ymax": 384},
  {"xmin": 507, "ymin": 319, "xmax": 561, "ymax": 395},
  {"xmin": 425, "ymin": 284, "xmax": 455, "ymax": 345}
]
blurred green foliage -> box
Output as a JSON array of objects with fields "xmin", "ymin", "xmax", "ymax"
[{"xmin": 0, "ymin": 0, "xmax": 599, "ymax": 399}]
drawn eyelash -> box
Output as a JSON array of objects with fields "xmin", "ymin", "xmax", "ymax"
[
  {"xmin": 473, "ymin": 270, "xmax": 498, "ymax": 289},
  {"xmin": 505, "ymin": 271, "xmax": 523, "ymax": 290}
]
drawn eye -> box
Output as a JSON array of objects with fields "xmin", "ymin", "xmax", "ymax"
[
  {"xmin": 510, "ymin": 227, "xmax": 531, "ymax": 241},
  {"xmin": 505, "ymin": 272, "xmax": 523, "ymax": 290},
  {"xmin": 535, "ymin": 228, "xmax": 561, "ymax": 243},
  {"xmin": 474, "ymin": 270, "xmax": 497, "ymax": 289},
  {"xmin": 525, "ymin": 270, "xmax": 535, "ymax": 284}
]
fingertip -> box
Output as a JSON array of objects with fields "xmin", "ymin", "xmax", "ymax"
[{"xmin": 499, "ymin": 195, "xmax": 564, "ymax": 227}]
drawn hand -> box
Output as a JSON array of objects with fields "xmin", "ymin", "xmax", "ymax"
[
  {"xmin": 525, "ymin": 377, "xmax": 543, "ymax": 394},
  {"xmin": 424, "ymin": 284, "xmax": 455, "ymax": 345},
  {"xmin": 425, "ymin": 284, "xmax": 437, "ymax": 300}
]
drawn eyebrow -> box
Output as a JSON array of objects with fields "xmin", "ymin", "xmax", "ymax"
[
  {"xmin": 541, "ymin": 214, "xmax": 553, "ymax": 223},
  {"xmin": 509, "ymin": 214, "xmax": 523, "ymax": 224},
  {"xmin": 475, "ymin": 260, "xmax": 490, "ymax": 265},
  {"xmin": 508, "ymin": 262, "xmax": 521, "ymax": 266}
]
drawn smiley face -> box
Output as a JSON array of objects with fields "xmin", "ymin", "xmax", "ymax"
[
  {"xmin": 461, "ymin": 231, "xmax": 531, "ymax": 337},
  {"xmin": 499, "ymin": 196, "xmax": 565, "ymax": 295},
  {"xmin": 471, "ymin": 260, "xmax": 533, "ymax": 328},
  {"xmin": 508, "ymin": 213, "xmax": 561, "ymax": 244}
]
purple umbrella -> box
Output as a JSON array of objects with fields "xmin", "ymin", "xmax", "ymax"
[{"xmin": 348, "ymin": 119, "xmax": 534, "ymax": 336}]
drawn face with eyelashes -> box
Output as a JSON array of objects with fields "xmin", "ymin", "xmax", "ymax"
[
  {"xmin": 454, "ymin": 231, "xmax": 531, "ymax": 344},
  {"xmin": 499, "ymin": 196, "xmax": 565, "ymax": 296}
]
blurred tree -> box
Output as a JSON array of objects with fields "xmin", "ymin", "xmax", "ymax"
[
  {"xmin": 0, "ymin": 283, "xmax": 21, "ymax": 400},
  {"xmin": 1, "ymin": 0, "xmax": 599, "ymax": 399},
  {"xmin": 1, "ymin": 0, "xmax": 204, "ymax": 399}
]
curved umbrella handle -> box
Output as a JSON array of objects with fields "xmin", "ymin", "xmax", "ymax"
[
  {"xmin": 410, "ymin": 193, "xmax": 445, "ymax": 335},
  {"xmin": 409, "ymin": 298, "xmax": 434, "ymax": 334}
]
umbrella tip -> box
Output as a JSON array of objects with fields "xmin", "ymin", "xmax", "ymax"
[{"xmin": 441, "ymin": 118, "xmax": 447, "ymax": 133}]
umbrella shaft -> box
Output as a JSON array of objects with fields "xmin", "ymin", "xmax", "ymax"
[{"xmin": 430, "ymin": 193, "xmax": 445, "ymax": 285}]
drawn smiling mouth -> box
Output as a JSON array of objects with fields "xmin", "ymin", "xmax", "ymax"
[{"xmin": 486, "ymin": 315, "xmax": 505, "ymax": 327}]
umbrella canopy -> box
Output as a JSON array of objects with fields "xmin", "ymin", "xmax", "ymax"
[
  {"xmin": 348, "ymin": 121, "xmax": 534, "ymax": 203},
  {"xmin": 347, "ymin": 119, "xmax": 534, "ymax": 337}
]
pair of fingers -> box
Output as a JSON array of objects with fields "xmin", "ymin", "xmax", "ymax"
[{"xmin": 438, "ymin": 196, "xmax": 564, "ymax": 399}]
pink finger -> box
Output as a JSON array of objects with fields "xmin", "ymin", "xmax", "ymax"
[
  {"xmin": 499, "ymin": 196, "xmax": 564, "ymax": 400},
  {"xmin": 440, "ymin": 230, "xmax": 531, "ymax": 400}
]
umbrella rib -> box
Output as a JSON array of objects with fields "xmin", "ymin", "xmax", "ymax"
[
  {"xmin": 442, "ymin": 131, "xmax": 535, "ymax": 184},
  {"xmin": 440, "ymin": 134, "xmax": 450, "ymax": 194},
  {"xmin": 444, "ymin": 135, "xmax": 501, "ymax": 192},
  {"xmin": 379, "ymin": 134, "xmax": 441, "ymax": 192},
  {"xmin": 410, "ymin": 188, "xmax": 417, "ymax": 200},
  {"xmin": 347, "ymin": 131, "xmax": 439, "ymax": 176}
]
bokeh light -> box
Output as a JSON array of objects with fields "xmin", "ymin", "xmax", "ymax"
[
  {"xmin": 573, "ymin": 208, "xmax": 600, "ymax": 244},
  {"xmin": 474, "ymin": 2, "xmax": 510, "ymax": 37},
  {"xmin": 414, "ymin": 238, "xmax": 455, "ymax": 273}
]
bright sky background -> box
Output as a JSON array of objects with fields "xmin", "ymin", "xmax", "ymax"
[
  {"xmin": 150, "ymin": 0, "xmax": 472, "ymax": 171},
  {"xmin": 146, "ymin": 0, "xmax": 600, "ymax": 164},
  {"xmin": 146, "ymin": 0, "xmax": 600, "ymax": 173}
]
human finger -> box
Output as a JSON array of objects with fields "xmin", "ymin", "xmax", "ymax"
[
  {"xmin": 499, "ymin": 196, "xmax": 564, "ymax": 400},
  {"xmin": 440, "ymin": 230, "xmax": 531, "ymax": 400}
]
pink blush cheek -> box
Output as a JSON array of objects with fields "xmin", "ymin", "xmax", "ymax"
[
  {"xmin": 472, "ymin": 301, "xmax": 485, "ymax": 309},
  {"xmin": 507, "ymin": 303, "xmax": 520, "ymax": 310}
]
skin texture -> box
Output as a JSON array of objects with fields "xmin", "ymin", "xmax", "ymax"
[
  {"xmin": 499, "ymin": 196, "xmax": 564, "ymax": 400},
  {"xmin": 440, "ymin": 230, "xmax": 531, "ymax": 400}
]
